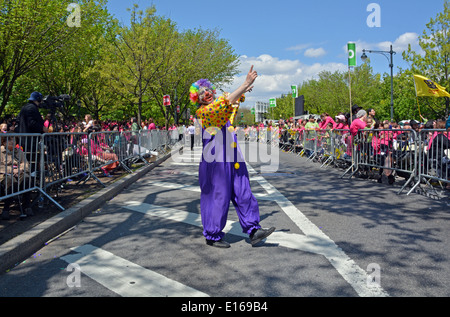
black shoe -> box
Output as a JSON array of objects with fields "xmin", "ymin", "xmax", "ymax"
[
  {"xmin": 388, "ymin": 175, "xmax": 395, "ymax": 184},
  {"xmin": 250, "ymin": 227, "xmax": 275, "ymax": 247},
  {"xmin": 25, "ymin": 207, "xmax": 34, "ymax": 216},
  {"xmin": 206, "ymin": 239, "xmax": 230, "ymax": 248},
  {"xmin": 1, "ymin": 209, "xmax": 10, "ymax": 220}
]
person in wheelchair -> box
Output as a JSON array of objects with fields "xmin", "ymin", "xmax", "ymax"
[{"xmin": 1, "ymin": 133, "xmax": 33, "ymax": 220}]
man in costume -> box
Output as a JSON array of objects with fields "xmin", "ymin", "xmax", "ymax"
[{"xmin": 190, "ymin": 66, "xmax": 275, "ymax": 248}]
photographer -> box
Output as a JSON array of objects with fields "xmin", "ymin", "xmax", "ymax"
[
  {"xmin": 18, "ymin": 92, "xmax": 48, "ymax": 135},
  {"xmin": 15, "ymin": 92, "xmax": 51, "ymax": 190}
]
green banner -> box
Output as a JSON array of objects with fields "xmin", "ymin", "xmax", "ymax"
[
  {"xmin": 269, "ymin": 98, "xmax": 276, "ymax": 107},
  {"xmin": 291, "ymin": 85, "xmax": 298, "ymax": 98},
  {"xmin": 347, "ymin": 42, "xmax": 356, "ymax": 67}
]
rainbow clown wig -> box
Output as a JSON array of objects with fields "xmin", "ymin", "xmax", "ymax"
[{"xmin": 189, "ymin": 79, "xmax": 216, "ymax": 107}]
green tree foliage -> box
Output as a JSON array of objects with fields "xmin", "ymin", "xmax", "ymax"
[
  {"xmin": 403, "ymin": 0, "xmax": 450, "ymax": 117},
  {"xmin": 0, "ymin": 2, "xmax": 239, "ymax": 126},
  {"xmin": 295, "ymin": 62, "xmax": 381, "ymax": 118},
  {"xmin": 0, "ymin": 0, "xmax": 110, "ymax": 116}
]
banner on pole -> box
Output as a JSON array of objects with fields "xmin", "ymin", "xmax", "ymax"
[
  {"xmin": 291, "ymin": 85, "xmax": 298, "ymax": 98},
  {"xmin": 347, "ymin": 42, "xmax": 356, "ymax": 67},
  {"xmin": 269, "ymin": 98, "xmax": 276, "ymax": 107},
  {"xmin": 163, "ymin": 95, "xmax": 171, "ymax": 106}
]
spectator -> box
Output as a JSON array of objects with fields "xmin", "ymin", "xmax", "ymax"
[
  {"xmin": 367, "ymin": 108, "xmax": 379, "ymax": 124},
  {"xmin": 148, "ymin": 118, "xmax": 156, "ymax": 130},
  {"xmin": 187, "ymin": 122, "xmax": 195, "ymax": 150},
  {"xmin": 319, "ymin": 113, "xmax": 337, "ymax": 130},
  {"xmin": 83, "ymin": 114, "xmax": 94, "ymax": 131},
  {"xmin": 335, "ymin": 114, "xmax": 346, "ymax": 130},
  {"xmin": 305, "ymin": 115, "xmax": 319, "ymax": 129},
  {"xmin": 351, "ymin": 105, "xmax": 362, "ymax": 122},
  {"xmin": 131, "ymin": 117, "xmax": 140, "ymax": 132},
  {"xmin": 90, "ymin": 125, "xmax": 119, "ymax": 177},
  {"xmin": 350, "ymin": 110, "xmax": 367, "ymax": 136},
  {"xmin": 0, "ymin": 133, "xmax": 33, "ymax": 219},
  {"xmin": 428, "ymin": 119, "xmax": 450, "ymax": 188}
]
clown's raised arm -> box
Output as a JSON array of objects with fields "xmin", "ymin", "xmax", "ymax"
[{"xmin": 227, "ymin": 65, "xmax": 257, "ymax": 105}]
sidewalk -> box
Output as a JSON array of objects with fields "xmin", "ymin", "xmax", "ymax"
[{"xmin": 0, "ymin": 153, "xmax": 171, "ymax": 274}]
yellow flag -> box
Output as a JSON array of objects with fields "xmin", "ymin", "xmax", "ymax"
[{"xmin": 413, "ymin": 74, "xmax": 450, "ymax": 97}]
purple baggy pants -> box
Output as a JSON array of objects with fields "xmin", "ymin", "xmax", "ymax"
[{"xmin": 199, "ymin": 123, "xmax": 261, "ymax": 241}]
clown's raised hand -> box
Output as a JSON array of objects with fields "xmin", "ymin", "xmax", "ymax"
[
  {"xmin": 228, "ymin": 65, "xmax": 258, "ymax": 105},
  {"xmin": 245, "ymin": 65, "xmax": 258, "ymax": 91}
]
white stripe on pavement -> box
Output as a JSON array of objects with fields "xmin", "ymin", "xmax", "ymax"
[
  {"xmin": 123, "ymin": 201, "xmax": 318, "ymax": 249},
  {"xmin": 60, "ymin": 244, "xmax": 208, "ymax": 297},
  {"xmin": 246, "ymin": 164, "xmax": 389, "ymax": 297},
  {"xmin": 155, "ymin": 160, "xmax": 390, "ymax": 297}
]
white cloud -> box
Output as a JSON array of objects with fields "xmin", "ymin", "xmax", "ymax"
[
  {"xmin": 344, "ymin": 32, "xmax": 422, "ymax": 57},
  {"xmin": 286, "ymin": 43, "xmax": 311, "ymax": 52},
  {"xmin": 222, "ymin": 32, "xmax": 423, "ymax": 109},
  {"xmin": 222, "ymin": 54, "xmax": 346, "ymax": 107},
  {"xmin": 304, "ymin": 47, "xmax": 326, "ymax": 58}
]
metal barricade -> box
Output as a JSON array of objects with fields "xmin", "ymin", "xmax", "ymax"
[
  {"xmin": 408, "ymin": 129, "xmax": 450, "ymax": 195},
  {"xmin": 42, "ymin": 131, "xmax": 90, "ymax": 190},
  {"xmin": 0, "ymin": 128, "xmax": 176, "ymax": 215},
  {"xmin": 0, "ymin": 133, "xmax": 64, "ymax": 215},
  {"xmin": 316, "ymin": 129, "xmax": 335, "ymax": 167},
  {"xmin": 139, "ymin": 129, "xmax": 162, "ymax": 162},
  {"xmin": 341, "ymin": 128, "xmax": 418, "ymax": 194},
  {"xmin": 327, "ymin": 129, "xmax": 351, "ymax": 168},
  {"xmin": 299, "ymin": 129, "xmax": 318, "ymax": 160}
]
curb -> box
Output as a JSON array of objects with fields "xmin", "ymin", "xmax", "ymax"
[{"xmin": 0, "ymin": 153, "xmax": 172, "ymax": 274}]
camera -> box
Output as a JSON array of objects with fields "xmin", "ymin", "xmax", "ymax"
[{"xmin": 40, "ymin": 94, "xmax": 70, "ymax": 110}]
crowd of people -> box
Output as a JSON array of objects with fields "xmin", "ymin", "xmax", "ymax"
[
  {"xmin": 237, "ymin": 105, "xmax": 450, "ymax": 139},
  {"xmin": 1, "ymin": 92, "xmax": 450, "ymax": 220},
  {"xmin": 0, "ymin": 92, "xmax": 187, "ymax": 220},
  {"xmin": 237, "ymin": 105, "xmax": 450, "ymax": 188}
]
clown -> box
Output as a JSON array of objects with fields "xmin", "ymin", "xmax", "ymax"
[{"xmin": 190, "ymin": 66, "xmax": 275, "ymax": 248}]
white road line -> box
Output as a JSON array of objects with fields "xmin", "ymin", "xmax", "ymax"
[
  {"xmin": 123, "ymin": 201, "xmax": 319, "ymax": 251},
  {"xmin": 245, "ymin": 164, "xmax": 389, "ymax": 297},
  {"xmin": 60, "ymin": 244, "xmax": 208, "ymax": 297},
  {"xmin": 143, "ymin": 181, "xmax": 200, "ymax": 192},
  {"xmin": 160, "ymin": 160, "xmax": 390, "ymax": 297},
  {"xmin": 168, "ymin": 162, "xmax": 199, "ymax": 166}
]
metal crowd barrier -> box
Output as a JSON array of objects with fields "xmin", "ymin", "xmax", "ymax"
[
  {"xmin": 408, "ymin": 129, "xmax": 450, "ymax": 195},
  {"xmin": 340, "ymin": 129, "xmax": 419, "ymax": 194},
  {"xmin": 0, "ymin": 129, "xmax": 177, "ymax": 214},
  {"xmin": 272, "ymin": 126, "xmax": 449, "ymax": 196}
]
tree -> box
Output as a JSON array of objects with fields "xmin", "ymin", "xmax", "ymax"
[
  {"xmin": 100, "ymin": 5, "xmax": 182, "ymax": 127},
  {"xmin": 147, "ymin": 27, "xmax": 240, "ymax": 127},
  {"xmin": 0, "ymin": 0, "xmax": 110, "ymax": 117},
  {"xmin": 403, "ymin": 0, "xmax": 450, "ymax": 116},
  {"xmin": 296, "ymin": 61, "xmax": 381, "ymax": 118}
]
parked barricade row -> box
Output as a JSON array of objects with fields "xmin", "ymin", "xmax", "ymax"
[
  {"xmin": 0, "ymin": 130, "xmax": 179, "ymax": 213},
  {"xmin": 272, "ymin": 127, "xmax": 449, "ymax": 196}
]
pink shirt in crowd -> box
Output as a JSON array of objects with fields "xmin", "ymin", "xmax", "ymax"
[
  {"xmin": 350, "ymin": 118, "xmax": 366, "ymax": 136},
  {"xmin": 319, "ymin": 116, "xmax": 337, "ymax": 129}
]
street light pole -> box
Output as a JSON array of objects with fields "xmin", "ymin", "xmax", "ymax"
[{"xmin": 361, "ymin": 44, "xmax": 396, "ymax": 121}]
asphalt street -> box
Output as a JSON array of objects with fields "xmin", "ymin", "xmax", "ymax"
[{"xmin": 0, "ymin": 141, "xmax": 449, "ymax": 299}]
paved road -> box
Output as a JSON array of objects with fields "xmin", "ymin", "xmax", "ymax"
[{"xmin": 0, "ymin": 142, "xmax": 449, "ymax": 299}]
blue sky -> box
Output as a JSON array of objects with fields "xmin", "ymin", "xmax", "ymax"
[{"xmin": 106, "ymin": 0, "xmax": 446, "ymax": 105}]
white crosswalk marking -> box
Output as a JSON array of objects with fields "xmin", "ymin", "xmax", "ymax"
[
  {"xmin": 138, "ymin": 159, "xmax": 389, "ymax": 297},
  {"xmin": 60, "ymin": 244, "xmax": 208, "ymax": 297}
]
